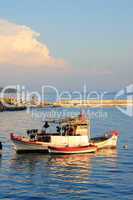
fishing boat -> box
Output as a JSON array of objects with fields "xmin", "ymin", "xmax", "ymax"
[
  {"xmin": 48, "ymin": 131, "xmax": 119, "ymax": 155},
  {"xmin": 48, "ymin": 145, "xmax": 97, "ymax": 154},
  {"xmin": 10, "ymin": 113, "xmax": 91, "ymax": 153},
  {"xmin": 10, "ymin": 113, "xmax": 119, "ymax": 153}
]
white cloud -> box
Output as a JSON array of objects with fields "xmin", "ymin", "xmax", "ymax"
[{"xmin": 0, "ymin": 19, "xmax": 64, "ymax": 67}]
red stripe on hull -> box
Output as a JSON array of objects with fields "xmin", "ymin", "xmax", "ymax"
[
  {"xmin": 49, "ymin": 145, "xmax": 97, "ymax": 152},
  {"xmin": 10, "ymin": 133, "xmax": 43, "ymax": 146}
]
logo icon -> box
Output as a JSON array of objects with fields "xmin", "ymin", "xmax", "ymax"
[{"xmin": 115, "ymin": 84, "xmax": 133, "ymax": 117}]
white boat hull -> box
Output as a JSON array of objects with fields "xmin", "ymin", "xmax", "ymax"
[
  {"xmin": 10, "ymin": 131, "xmax": 119, "ymax": 153},
  {"xmin": 10, "ymin": 133, "xmax": 89, "ymax": 153},
  {"xmin": 90, "ymin": 131, "xmax": 119, "ymax": 149},
  {"xmin": 48, "ymin": 145, "xmax": 97, "ymax": 154},
  {"xmin": 11, "ymin": 139, "xmax": 49, "ymax": 153}
]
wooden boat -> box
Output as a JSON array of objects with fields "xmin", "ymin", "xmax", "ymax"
[
  {"xmin": 48, "ymin": 145, "xmax": 97, "ymax": 154},
  {"xmin": 10, "ymin": 113, "xmax": 119, "ymax": 153},
  {"xmin": 10, "ymin": 114, "xmax": 91, "ymax": 153},
  {"xmin": 90, "ymin": 131, "xmax": 119, "ymax": 149}
]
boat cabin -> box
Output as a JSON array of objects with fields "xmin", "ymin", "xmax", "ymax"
[{"xmin": 27, "ymin": 114, "xmax": 91, "ymax": 147}]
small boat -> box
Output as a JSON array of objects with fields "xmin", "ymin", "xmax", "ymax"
[
  {"xmin": 90, "ymin": 131, "xmax": 119, "ymax": 149},
  {"xmin": 48, "ymin": 145, "xmax": 97, "ymax": 154},
  {"xmin": 10, "ymin": 112, "xmax": 120, "ymax": 153},
  {"xmin": 10, "ymin": 113, "xmax": 90, "ymax": 153},
  {"xmin": 0, "ymin": 142, "xmax": 2, "ymax": 155}
]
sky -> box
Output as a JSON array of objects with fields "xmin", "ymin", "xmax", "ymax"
[{"xmin": 0, "ymin": 0, "xmax": 133, "ymax": 91}]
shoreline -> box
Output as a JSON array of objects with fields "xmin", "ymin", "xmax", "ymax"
[
  {"xmin": 0, "ymin": 99, "xmax": 132, "ymax": 111},
  {"xmin": 50, "ymin": 99, "xmax": 133, "ymax": 108}
]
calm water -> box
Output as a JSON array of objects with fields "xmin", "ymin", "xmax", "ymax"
[{"xmin": 0, "ymin": 107, "xmax": 133, "ymax": 200}]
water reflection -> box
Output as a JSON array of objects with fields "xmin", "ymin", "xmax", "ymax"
[
  {"xmin": 48, "ymin": 153, "xmax": 95, "ymax": 184},
  {"xmin": 10, "ymin": 149, "xmax": 117, "ymax": 184},
  {"xmin": 96, "ymin": 148, "xmax": 117, "ymax": 158},
  {"xmin": 10, "ymin": 154, "xmax": 50, "ymax": 174},
  {"xmin": 1, "ymin": 149, "xmax": 118, "ymax": 199}
]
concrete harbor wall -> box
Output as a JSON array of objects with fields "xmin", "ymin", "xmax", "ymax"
[
  {"xmin": 0, "ymin": 98, "xmax": 133, "ymax": 110},
  {"xmin": 52, "ymin": 99, "xmax": 133, "ymax": 108},
  {"xmin": 30, "ymin": 99, "xmax": 133, "ymax": 108}
]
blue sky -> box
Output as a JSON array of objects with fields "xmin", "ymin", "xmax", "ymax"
[{"xmin": 0, "ymin": 0, "xmax": 133, "ymax": 90}]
